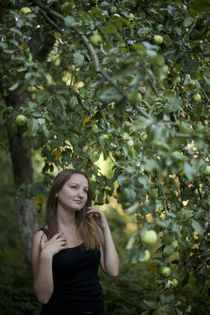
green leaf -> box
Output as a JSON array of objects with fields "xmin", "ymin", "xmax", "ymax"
[
  {"xmin": 184, "ymin": 17, "xmax": 194, "ymax": 27},
  {"xmin": 9, "ymin": 81, "xmax": 19, "ymax": 91},
  {"xmin": 191, "ymin": 0, "xmax": 210, "ymax": 10},
  {"xmin": 137, "ymin": 175, "xmax": 149, "ymax": 189},
  {"xmin": 28, "ymin": 118, "xmax": 39, "ymax": 137},
  {"xmin": 132, "ymin": 117, "xmax": 152, "ymax": 131},
  {"xmin": 157, "ymin": 219, "xmax": 171, "ymax": 228},
  {"xmin": 42, "ymin": 125, "xmax": 49, "ymax": 138},
  {"xmin": 0, "ymin": 42, "xmax": 8, "ymax": 49},
  {"xmin": 45, "ymin": 73, "xmax": 52, "ymax": 85},
  {"xmin": 163, "ymin": 245, "xmax": 174, "ymax": 256},
  {"xmin": 64, "ymin": 16, "xmax": 79, "ymax": 27},
  {"xmin": 143, "ymin": 299, "xmax": 156, "ymax": 309},
  {"xmin": 125, "ymin": 201, "xmax": 139, "ymax": 216},
  {"xmin": 172, "ymin": 224, "xmax": 180, "ymax": 234},
  {"xmin": 10, "ymin": 27, "xmax": 22, "ymax": 36},
  {"xmin": 126, "ymin": 231, "xmax": 137, "ymax": 249},
  {"xmin": 98, "ymin": 87, "xmax": 123, "ymax": 102},
  {"xmin": 185, "ymin": 57, "xmax": 199, "ymax": 74},
  {"xmin": 69, "ymin": 96, "xmax": 78, "ymax": 110},
  {"xmin": 143, "ymin": 158, "xmax": 158, "ymax": 172},
  {"xmin": 73, "ymin": 52, "xmax": 84, "ymax": 67},
  {"xmin": 117, "ymin": 174, "xmax": 126, "ymax": 185},
  {"xmin": 121, "ymin": 187, "xmax": 136, "ymax": 202},
  {"xmin": 192, "ymin": 219, "xmax": 204, "ymax": 236},
  {"xmin": 37, "ymin": 93, "xmax": 46, "ymax": 105},
  {"xmin": 183, "ymin": 162, "xmax": 196, "ymax": 181},
  {"xmin": 163, "ymin": 90, "xmax": 177, "ymax": 99}
]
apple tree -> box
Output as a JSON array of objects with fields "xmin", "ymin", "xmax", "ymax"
[{"xmin": 0, "ymin": 0, "xmax": 209, "ymax": 313}]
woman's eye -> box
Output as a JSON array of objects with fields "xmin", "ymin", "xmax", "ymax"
[
  {"xmin": 84, "ymin": 190, "xmax": 88, "ymax": 194},
  {"xmin": 71, "ymin": 186, "xmax": 77, "ymax": 190}
]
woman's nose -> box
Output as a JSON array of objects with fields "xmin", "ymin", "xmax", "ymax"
[{"xmin": 78, "ymin": 189, "xmax": 84, "ymax": 198}]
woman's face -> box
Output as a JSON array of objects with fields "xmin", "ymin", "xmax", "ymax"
[{"xmin": 56, "ymin": 173, "xmax": 89, "ymax": 211}]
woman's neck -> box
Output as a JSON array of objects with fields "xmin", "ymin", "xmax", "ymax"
[{"xmin": 56, "ymin": 207, "xmax": 77, "ymax": 228}]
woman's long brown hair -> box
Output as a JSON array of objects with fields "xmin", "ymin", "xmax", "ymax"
[{"xmin": 45, "ymin": 169, "xmax": 100, "ymax": 250}]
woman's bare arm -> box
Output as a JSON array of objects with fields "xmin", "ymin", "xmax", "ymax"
[
  {"xmin": 31, "ymin": 231, "xmax": 68, "ymax": 304},
  {"xmin": 87, "ymin": 207, "xmax": 119, "ymax": 277}
]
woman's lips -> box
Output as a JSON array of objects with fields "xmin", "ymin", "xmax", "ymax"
[{"xmin": 74, "ymin": 200, "xmax": 83, "ymax": 204}]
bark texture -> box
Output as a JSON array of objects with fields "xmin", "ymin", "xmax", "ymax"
[{"xmin": 6, "ymin": 91, "xmax": 38, "ymax": 265}]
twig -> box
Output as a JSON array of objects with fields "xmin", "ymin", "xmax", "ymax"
[
  {"xmin": 200, "ymin": 84, "xmax": 210, "ymax": 104},
  {"xmin": 80, "ymin": 35, "xmax": 101, "ymax": 73},
  {"xmin": 196, "ymin": 185, "xmax": 203, "ymax": 199},
  {"xmin": 35, "ymin": 1, "xmax": 128, "ymax": 98},
  {"xmin": 40, "ymin": 9, "xmax": 63, "ymax": 32},
  {"xmin": 134, "ymin": 104, "xmax": 154, "ymax": 120},
  {"xmin": 34, "ymin": 1, "xmax": 65, "ymax": 21},
  {"xmin": 160, "ymin": 184, "xmax": 168, "ymax": 212},
  {"xmin": 174, "ymin": 132, "xmax": 210, "ymax": 139},
  {"xmin": 148, "ymin": 78, "xmax": 159, "ymax": 97}
]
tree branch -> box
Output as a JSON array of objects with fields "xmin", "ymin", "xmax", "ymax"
[
  {"xmin": 200, "ymin": 84, "xmax": 210, "ymax": 104},
  {"xmin": 159, "ymin": 184, "xmax": 168, "ymax": 212},
  {"xmin": 134, "ymin": 104, "xmax": 154, "ymax": 120},
  {"xmin": 34, "ymin": 1, "xmax": 65, "ymax": 21},
  {"xmin": 40, "ymin": 8, "xmax": 63, "ymax": 32},
  {"xmin": 148, "ymin": 78, "xmax": 159, "ymax": 97}
]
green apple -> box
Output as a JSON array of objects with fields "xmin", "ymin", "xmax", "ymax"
[
  {"xmin": 115, "ymin": 151, "xmax": 121, "ymax": 159},
  {"xmin": 90, "ymin": 34, "xmax": 103, "ymax": 46},
  {"xmin": 20, "ymin": 7, "xmax": 32, "ymax": 14},
  {"xmin": 161, "ymin": 266, "xmax": 171, "ymax": 277},
  {"xmin": 171, "ymin": 240, "xmax": 178, "ymax": 249},
  {"xmin": 91, "ymin": 124, "xmax": 98, "ymax": 132},
  {"xmin": 193, "ymin": 93, "xmax": 201, "ymax": 102},
  {"xmin": 157, "ymin": 24, "xmax": 164, "ymax": 31},
  {"xmin": 16, "ymin": 114, "xmax": 27, "ymax": 126},
  {"xmin": 142, "ymin": 249, "xmax": 150, "ymax": 262},
  {"xmin": 141, "ymin": 230, "xmax": 158, "ymax": 245},
  {"xmin": 172, "ymin": 279, "xmax": 178, "ymax": 287},
  {"xmin": 189, "ymin": 79, "xmax": 196, "ymax": 86},
  {"xmin": 127, "ymin": 92, "xmax": 142, "ymax": 104},
  {"xmin": 172, "ymin": 76, "xmax": 181, "ymax": 86},
  {"xmin": 154, "ymin": 35, "xmax": 163, "ymax": 44},
  {"xmin": 165, "ymin": 280, "xmax": 173, "ymax": 288},
  {"xmin": 204, "ymin": 165, "xmax": 210, "ymax": 176}
]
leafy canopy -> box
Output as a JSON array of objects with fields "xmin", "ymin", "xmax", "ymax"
[{"xmin": 0, "ymin": 0, "xmax": 209, "ymax": 313}]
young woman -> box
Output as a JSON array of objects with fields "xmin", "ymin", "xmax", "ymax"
[{"xmin": 31, "ymin": 169, "xmax": 119, "ymax": 315}]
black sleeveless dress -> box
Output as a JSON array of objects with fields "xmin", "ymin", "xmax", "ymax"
[{"xmin": 39, "ymin": 228, "xmax": 105, "ymax": 315}]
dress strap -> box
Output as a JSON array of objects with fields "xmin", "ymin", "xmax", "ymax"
[{"xmin": 39, "ymin": 227, "xmax": 50, "ymax": 240}]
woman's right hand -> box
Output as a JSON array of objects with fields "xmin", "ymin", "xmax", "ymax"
[{"xmin": 40, "ymin": 232, "xmax": 68, "ymax": 257}]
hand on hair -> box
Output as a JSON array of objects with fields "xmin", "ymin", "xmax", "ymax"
[
  {"xmin": 40, "ymin": 232, "xmax": 68, "ymax": 257},
  {"xmin": 87, "ymin": 207, "xmax": 109, "ymax": 229}
]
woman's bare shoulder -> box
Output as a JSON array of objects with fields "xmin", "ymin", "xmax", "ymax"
[{"xmin": 32, "ymin": 229, "xmax": 47, "ymax": 244}]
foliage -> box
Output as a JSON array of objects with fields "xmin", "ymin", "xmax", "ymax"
[{"xmin": 0, "ymin": 0, "xmax": 209, "ymax": 314}]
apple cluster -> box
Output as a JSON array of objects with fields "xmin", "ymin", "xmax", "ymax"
[{"xmin": 140, "ymin": 230, "xmax": 158, "ymax": 262}]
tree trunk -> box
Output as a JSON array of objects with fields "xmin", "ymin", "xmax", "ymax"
[{"xmin": 5, "ymin": 91, "xmax": 38, "ymax": 266}]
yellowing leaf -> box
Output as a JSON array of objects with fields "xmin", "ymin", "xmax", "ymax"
[
  {"xmin": 34, "ymin": 196, "xmax": 43, "ymax": 209},
  {"xmin": 146, "ymin": 213, "xmax": 153, "ymax": 223},
  {"xmin": 147, "ymin": 264, "xmax": 158, "ymax": 272},
  {"xmin": 83, "ymin": 116, "xmax": 91, "ymax": 126},
  {"xmin": 53, "ymin": 148, "xmax": 62, "ymax": 159},
  {"xmin": 53, "ymin": 32, "xmax": 61, "ymax": 40}
]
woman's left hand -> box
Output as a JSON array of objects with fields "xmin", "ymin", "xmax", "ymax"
[{"xmin": 86, "ymin": 207, "xmax": 109, "ymax": 229}]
